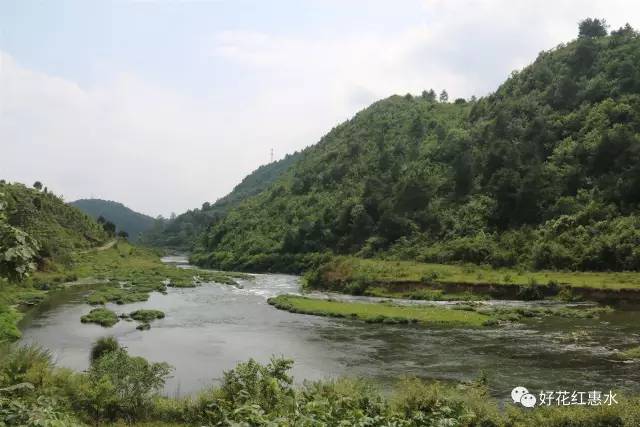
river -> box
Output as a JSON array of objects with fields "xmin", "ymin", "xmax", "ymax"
[{"xmin": 18, "ymin": 256, "xmax": 640, "ymax": 400}]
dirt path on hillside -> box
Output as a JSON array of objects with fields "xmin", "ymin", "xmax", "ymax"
[{"xmin": 80, "ymin": 239, "xmax": 117, "ymax": 254}]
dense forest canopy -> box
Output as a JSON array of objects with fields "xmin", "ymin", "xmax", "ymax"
[
  {"xmin": 70, "ymin": 199, "xmax": 155, "ymax": 243},
  {"xmin": 140, "ymin": 152, "xmax": 301, "ymax": 250},
  {"xmin": 190, "ymin": 21, "xmax": 640, "ymax": 273}
]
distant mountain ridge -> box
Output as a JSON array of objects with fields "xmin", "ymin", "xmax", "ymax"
[
  {"xmin": 70, "ymin": 199, "xmax": 155, "ymax": 242},
  {"xmin": 139, "ymin": 152, "xmax": 302, "ymax": 250}
]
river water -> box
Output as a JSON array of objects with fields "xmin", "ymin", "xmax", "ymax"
[{"xmin": 18, "ymin": 256, "xmax": 640, "ymax": 399}]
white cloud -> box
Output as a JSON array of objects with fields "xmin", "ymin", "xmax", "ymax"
[
  {"xmin": 0, "ymin": 52, "xmax": 257, "ymax": 216},
  {"xmin": 2, "ymin": 1, "xmax": 639, "ymax": 215}
]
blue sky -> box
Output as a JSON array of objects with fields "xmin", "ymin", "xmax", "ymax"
[{"xmin": 1, "ymin": 0, "xmax": 639, "ymax": 216}]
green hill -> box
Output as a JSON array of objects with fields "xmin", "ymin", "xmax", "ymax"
[
  {"xmin": 70, "ymin": 199, "xmax": 155, "ymax": 243},
  {"xmin": 191, "ymin": 21, "xmax": 640, "ymax": 273},
  {"xmin": 1, "ymin": 181, "xmax": 108, "ymax": 280},
  {"xmin": 140, "ymin": 152, "xmax": 301, "ymax": 250}
]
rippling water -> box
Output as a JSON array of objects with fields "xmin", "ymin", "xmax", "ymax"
[{"xmin": 18, "ymin": 256, "xmax": 640, "ymax": 398}]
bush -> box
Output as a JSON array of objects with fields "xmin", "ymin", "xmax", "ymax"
[
  {"xmin": 1, "ymin": 346, "xmax": 640, "ymax": 425},
  {"xmin": 344, "ymin": 280, "xmax": 368, "ymax": 295},
  {"xmin": 76, "ymin": 348, "xmax": 172, "ymax": 422},
  {"xmin": 0, "ymin": 345, "xmax": 53, "ymax": 388},
  {"xmin": 90, "ymin": 337, "xmax": 120, "ymax": 364},
  {"xmin": 517, "ymin": 278, "xmax": 561, "ymax": 300},
  {"xmin": 391, "ymin": 378, "xmax": 501, "ymax": 425}
]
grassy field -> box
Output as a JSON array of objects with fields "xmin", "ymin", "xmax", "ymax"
[
  {"xmin": 47, "ymin": 241, "xmax": 249, "ymax": 287},
  {"xmin": 268, "ymin": 294, "xmax": 491, "ymax": 326},
  {"xmin": 314, "ymin": 256, "xmax": 640, "ymax": 291},
  {"xmin": 0, "ymin": 240, "xmax": 250, "ymax": 342}
]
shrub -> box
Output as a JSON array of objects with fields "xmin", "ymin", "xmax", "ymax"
[
  {"xmin": 0, "ymin": 345, "xmax": 52, "ymax": 388},
  {"xmin": 219, "ymin": 357, "xmax": 295, "ymax": 417},
  {"xmin": 391, "ymin": 378, "xmax": 501, "ymax": 425},
  {"xmin": 517, "ymin": 278, "xmax": 561, "ymax": 300},
  {"xmin": 77, "ymin": 348, "xmax": 172, "ymax": 422},
  {"xmin": 344, "ymin": 280, "xmax": 367, "ymax": 295},
  {"xmin": 90, "ymin": 337, "xmax": 120, "ymax": 364}
]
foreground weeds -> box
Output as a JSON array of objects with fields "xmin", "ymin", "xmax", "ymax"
[{"xmin": 1, "ymin": 342, "xmax": 638, "ymax": 426}]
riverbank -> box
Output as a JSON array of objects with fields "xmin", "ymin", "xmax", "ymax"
[
  {"xmin": 2, "ymin": 342, "xmax": 639, "ymax": 426},
  {"xmin": 305, "ymin": 256, "xmax": 640, "ymax": 303},
  {"xmin": 0, "ymin": 240, "xmax": 248, "ymax": 342}
]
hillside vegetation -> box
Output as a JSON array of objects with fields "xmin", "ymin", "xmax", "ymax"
[
  {"xmin": 1, "ymin": 181, "xmax": 108, "ymax": 276},
  {"xmin": 140, "ymin": 152, "xmax": 301, "ymax": 250},
  {"xmin": 192, "ymin": 22, "xmax": 640, "ymax": 273},
  {"xmin": 0, "ymin": 181, "xmax": 110, "ymax": 341},
  {"xmin": 70, "ymin": 198, "xmax": 155, "ymax": 242}
]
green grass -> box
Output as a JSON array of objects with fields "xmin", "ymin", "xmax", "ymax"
[
  {"xmin": 129, "ymin": 309, "xmax": 165, "ymax": 323},
  {"xmin": 617, "ymin": 346, "xmax": 640, "ymax": 360},
  {"xmin": 87, "ymin": 286, "xmax": 156, "ymax": 305},
  {"xmin": 268, "ymin": 294, "xmax": 491, "ymax": 326},
  {"xmin": 269, "ymin": 294, "xmax": 613, "ymax": 327},
  {"xmin": 1, "ymin": 241, "xmax": 249, "ymax": 338},
  {"xmin": 4, "ymin": 344, "xmax": 640, "ymax": 426},
  {"xmin": 0, "ymin": 283, "xmax": 49, "ymax": 342},
  {"xmin": 316, "ymin": 256, "xmax": 640, "ymax": 291},
  {"xmin": 365, "ymin": 287, "xmax": 488, "ymax": 301},
  {"xmin": 70, "ymin": 243, "xmax": 249, "ymax": 306},
  {"xmin": 81, "ymin": 308, "xmax": 119, "ymax": 327},
  {"xmin": 0, "ymin": 305, "xmax": 22, "ymax": 342},
  {"xmin": 69, "ymin": 242, "xmax": 248, "ymax": 286},
  {"xmin": 67, "ymin": 243, "xmax": 249, "ymax": 306}
]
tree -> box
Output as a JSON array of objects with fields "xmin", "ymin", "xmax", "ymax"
[
  {"xmin": 102, "ymin": 221, "xmax": 116, "ymax": 235},
  {"xmin": 439, "ymin": 90, "xmax": 449, "ymax": 103},
  {"xmin": 422, "ymin": 89, "xmax": 437, "ymax": 102},
  {"xmin": 33, "ymin": 181, "xmax": 43, "ymax": 191},
  {"xmin": 0, "ymin": 223, "xmax": 39, "ymax": 281},
  {"xmin": 0, "ymin": 194, "xmax": 39, "ymax": 281},
  {"xmin": 117, "ymin": 230, "xmax": 129, "ymax": 239},
  {"xmin": 578, "ymin": 18, "xmax": 608, "ymax": 38}
]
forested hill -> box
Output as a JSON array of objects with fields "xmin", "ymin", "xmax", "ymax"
[
  {"xmin": 191, "ymin": 20, "xmax": 640, "ymax": 273},
  {"xmin": 70, "ymin": 199, "xmax": 155, "ymax": 242},
  {"xmin": 140, "ymin": 152, "xmax": 301, "ymax": 250},
  {"xmin": 0, "ymin": 181, "xmax": 108, "ymax": 280}
]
